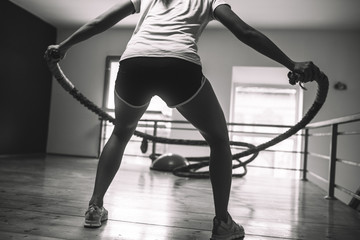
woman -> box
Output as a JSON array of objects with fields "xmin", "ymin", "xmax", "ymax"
[{"xmin": 45, "ymin": 0, "xmax": 320, "ymax": 239}]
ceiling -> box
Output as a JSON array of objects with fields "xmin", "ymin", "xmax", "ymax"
[{"xmin": 9, "ymin": 0, "xmax": 360, "ymax": 30}]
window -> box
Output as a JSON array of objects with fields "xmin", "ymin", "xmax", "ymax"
[
  {"xmin": 232, "ymin": 85, "xmax": 299, "ymax": 127},
  {"xmin": 230, "ymin": 67, "xmax": 303, "ymax": 176}
]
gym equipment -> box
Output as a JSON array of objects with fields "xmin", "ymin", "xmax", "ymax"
[{"xmin": 150, "ymin": 153, "xmax": 189, "ymax": 172}]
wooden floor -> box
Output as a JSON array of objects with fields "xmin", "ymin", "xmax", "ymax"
[{"xmin": 0, "ymin": 155, "xmax": 360, "ymax": 240}]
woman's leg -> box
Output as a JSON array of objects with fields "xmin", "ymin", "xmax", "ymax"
[
  {"xmin": 176, "ymin": 78, "xmax": 232, "ymax": 221},
  {"xmin": 89, "ymin": 96, "xmax": 149, "ymax": 207}
]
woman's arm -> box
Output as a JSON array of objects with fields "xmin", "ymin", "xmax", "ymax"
[
  {"xmin": 46, "ymin": 0, "xmax": 135, "ymax": 60},
  {"xmin": 214, "ymin": 5, "xmax": 320, "ymax": 81}
]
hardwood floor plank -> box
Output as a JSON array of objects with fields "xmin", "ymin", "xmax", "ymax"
[
  {"xmin": 0, "ymin": 207, "xmax": 300, "ymax": 240},
  {"xmin": 1, "ymin": 156, "xmax": 360, "ymax": 240},
  {"xmin": 0, "ymin": 231, "xmax": 64, "ymax": 240}
]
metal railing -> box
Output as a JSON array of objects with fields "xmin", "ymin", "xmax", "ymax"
[
  {"xmin": 302, "ymin": 113, "xmax": 360, "ymax": 205},
  {"xmin": 100, "ymin": 118, "xmax": 304, "ymax": 171},
  {"xmin": 99, "ymin": 112, "xmax": 360, "ymax": 208}
]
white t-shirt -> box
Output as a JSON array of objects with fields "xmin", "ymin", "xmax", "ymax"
[{"xmin": 121, "ymin": 0, "xmax": 230, "ymax": 65}]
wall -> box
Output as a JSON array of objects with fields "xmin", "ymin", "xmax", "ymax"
[
  {"xmin": 0, "ymin": 1, "xmax": 56, "ymax": 156},
  {"xmin": 47, "ymin": 29, "xmax": 134, "ymax": 157},
  {"xmin": 48, "ymin": 27, "xmax": 360, "ymax": 204}
]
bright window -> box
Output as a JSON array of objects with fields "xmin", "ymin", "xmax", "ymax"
[
  {"xmin": 230, "ymin": 67, "xmax": 303, "ymax": 177},
  {"xmin": 232, "ymin": 85, "xmax": 298, "ymax": 127}
]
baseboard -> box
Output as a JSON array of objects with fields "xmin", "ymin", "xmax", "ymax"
[
  {"xmin": 46, "ymin": 152, "xmax": 98, "ymax": 159},
  {"xmin": 0, "ymin": 153, "xmax": 46, "ymax": 159}
]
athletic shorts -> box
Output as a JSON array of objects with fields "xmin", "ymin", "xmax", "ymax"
[{"xmin": 115, "ymin": 57, "xmax": 206, "ymax": 108}]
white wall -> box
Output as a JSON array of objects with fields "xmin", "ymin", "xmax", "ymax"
[
  {"xmin": 47, "ymin": 29, "xmax": 134, "ymax": 156},
  {"xmin": 47, "ymin": 27, "xmax": 360, "ymax": 204}
]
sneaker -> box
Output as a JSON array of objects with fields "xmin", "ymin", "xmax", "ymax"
[
  {"xmin": 84, "ymin": 204, "xmax": 108, "ymax": 228},
  {"xmin": 211, "ymin": 213, "xmax": 245, "ymax": 240}
]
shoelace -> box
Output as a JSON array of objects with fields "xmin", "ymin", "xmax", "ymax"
[{"xmin": 86, "ymin": 205, "xmax": 99, "ymax": 214}]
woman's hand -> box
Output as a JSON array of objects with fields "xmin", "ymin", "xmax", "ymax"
[
  {"xmin": 44, "ymin": 45, "xmax": 67, "ymax": 63},
  {"xmin": 293, "ymin": 61, "xmax": 321, "ymax": 83}
]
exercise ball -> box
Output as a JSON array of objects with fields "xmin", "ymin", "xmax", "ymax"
[{"xmin": 150, "ymin": 153, "xmax": 189, "ymax": 172}]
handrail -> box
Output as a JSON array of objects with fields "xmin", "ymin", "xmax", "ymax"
[
  {"xmin": 100, "ymin": 118, "xmax": 303, "ymax": 165},
  {"xmin": 137, "ymin": 119, "xmax": 294, "ymax": 129},
  {"xmin": 306, "ymin": 112, "xmax": 360, "ymax": 128},
  {"xmin": 303, "ymin": 112, "xmax": 360, "ymax": 208},
  {"xmin": 101, "ymin": 113, "xmax": 360, "ymax": 208}
]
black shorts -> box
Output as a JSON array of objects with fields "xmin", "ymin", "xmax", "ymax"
[{"xmin": 115, "ymin": 57, "xmax": 205, "ymax": 108}]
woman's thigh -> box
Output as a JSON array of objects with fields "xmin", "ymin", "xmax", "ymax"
[
  {"xmin": 176, "ymin": 78, "xmax": 229, "ymax": 145},
  {"xmin": 112, "ymin": 92, "xmax": 149, "ymax": 140}
]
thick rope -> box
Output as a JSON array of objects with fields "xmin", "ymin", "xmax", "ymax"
[{"xmin": 47, "ymin": 61, "xmax": 328, "ymax": 178}]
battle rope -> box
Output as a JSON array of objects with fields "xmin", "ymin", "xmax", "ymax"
[{"xmin": 46, "ymin": 60, "xmax": 328, "ymax": 178}]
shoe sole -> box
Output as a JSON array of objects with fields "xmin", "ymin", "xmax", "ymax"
[
  {"xmin": 84, "ymin": 212, "xmax": 108, "ymax": 228},
  {"xmin": 210, "ymin": 234, "xmax": 244, "ymax": 240},
  {"xmin": 210, "ymin": 238, "xmax": 244, "ymax": 240}
]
